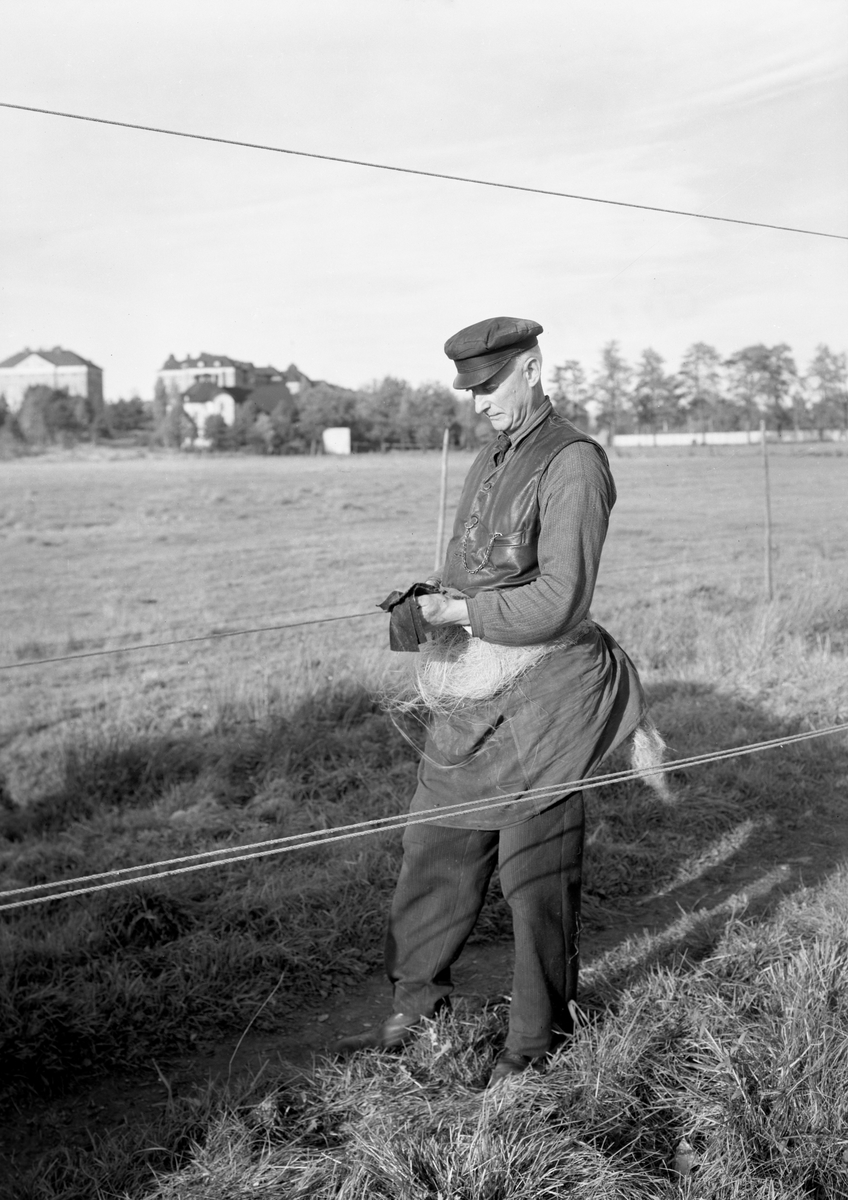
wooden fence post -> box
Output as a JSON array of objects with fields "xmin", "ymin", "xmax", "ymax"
[
  {"xmin": 434, "ymin": 429, "xmax": 450, "ymax": 574},
  {"xmin": 760, "ymin": 419, "xmax": 773, "ymax": 601}
]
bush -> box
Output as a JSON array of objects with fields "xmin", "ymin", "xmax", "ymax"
[
  {"xmin": 16, "ymin": 386, "xmax": 94, "ymax": 445},
  {"xmin": 106, "ymin": 397, "xmax": 151, "ymax": 434},
  {"xmin": 203, "ymin": 412, "xmax": 230, "ymax": 450}
]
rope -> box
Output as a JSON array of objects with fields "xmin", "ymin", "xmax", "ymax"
[
  {"xmin": 0, "ymin": 609, "xmax": 381, "ymax": 671},
  {"xmin": 0, "ymin": 551, "xmax": 803, "ymax": 673},
  {"xmin": 2, "ymin": 102, "xmax": 846, "ymax": 243},
  {"xmin": 2, "ymin": 721, "xmax": 845, "ymax": 913}
]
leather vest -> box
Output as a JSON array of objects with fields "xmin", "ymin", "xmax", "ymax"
[{"xmin": 441, "ymin": 410, "xmax": 603, "ymax": 597}]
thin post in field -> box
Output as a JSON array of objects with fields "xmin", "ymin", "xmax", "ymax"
[
  {"xmin": 434, "ymin": 428, "xmax": 450, "ymax": 573},
  {"xmin": 760, "ymin": 419, "xmax": 774, "ymax": 600}
]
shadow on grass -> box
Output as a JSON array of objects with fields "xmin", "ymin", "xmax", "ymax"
[
  {"xmin": 0, "ymin": 683, "xmax": 417, "ymax": 1102},
  {"xmin": 576, "ymin": 678, "xmax": 848, "ymax": 1005},
  {"xmin": 365, "ymin": 678, "xmax": 848, "ymax": 1025},
  {"xmin": 1, "ymin": 677, "xmax": 845, "ymax": 1105}
]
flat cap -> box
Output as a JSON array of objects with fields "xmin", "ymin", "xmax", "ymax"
[{"xmin": 444, "ymin": 316, "xmax": 543, "ymax": 390}]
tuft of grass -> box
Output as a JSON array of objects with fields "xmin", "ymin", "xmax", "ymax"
[{"xmin": 135, "ymin": 869, "xmax": 848, "ymax": 1200}]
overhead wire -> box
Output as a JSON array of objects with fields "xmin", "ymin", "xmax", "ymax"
[
  {"xmin": 1, "ymin": 102, "xmax": 846, "ymax": 242},
  {"xmin": 2, "ymin": 721, "xmax": 846, "ymax": 912}
]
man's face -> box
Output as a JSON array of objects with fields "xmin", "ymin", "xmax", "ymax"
[{"xmin": 470, "ymin": 356, "xmax": 536, "ymax": 434}]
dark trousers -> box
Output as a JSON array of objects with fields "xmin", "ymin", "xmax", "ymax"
[{"xmin": 385, "ymin": 792, "xmax": 584, "ymax": 1058}]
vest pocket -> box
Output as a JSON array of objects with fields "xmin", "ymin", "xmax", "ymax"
[
  {"xmin": 485, "ymin": 530, "xmax": 535, "ymax": 577},
  {"xmin": 461, "ymin": 524, "xmax": 527, "ymax": 574}
]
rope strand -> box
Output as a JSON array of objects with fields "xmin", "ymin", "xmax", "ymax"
[
  {"xmin": 0, "ymin": 552, "xmax": 796, "ymax": 673},
  {"xmin": 2, "ymin": 721, "xmax": 845, "ymax": 913},
  {"xmin": 0, "ymin": 609, "xmax": 380, "ymax": 671}
]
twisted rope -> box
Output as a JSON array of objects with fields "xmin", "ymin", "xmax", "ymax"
[
  {"xmin": 0, "ymin": 610, "xmax": 381, "ymax": 671},
  {"xmin": 2, "ymin": 721, "xmax": 845, "ymax": 913}
]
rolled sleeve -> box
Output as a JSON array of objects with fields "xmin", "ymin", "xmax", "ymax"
[{"xmin": 466, "ymin": 441, "xmax": 613, "ymax": 645}]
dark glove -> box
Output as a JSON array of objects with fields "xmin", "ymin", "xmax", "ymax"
[{"xmin": 378, "ymin": 581, "xmax": 441, "ymax": 652}]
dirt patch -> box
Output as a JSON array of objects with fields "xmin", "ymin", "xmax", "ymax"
[{"xmin": 3, "ymin": 805, "xmax": 846, "ymax": 1191}]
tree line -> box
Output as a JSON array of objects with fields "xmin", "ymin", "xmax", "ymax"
[
  {"xmin": 167, "ymin": 378, "xmax": 469, "ymax": 455},
  {"xmin": 2, "ymin": 341, "xmax": 845, "ymax": 454},
  {"xmin": 555, "ymin": 341, "xmax": 846, "ymax": 440}
]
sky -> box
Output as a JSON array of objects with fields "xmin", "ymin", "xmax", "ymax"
[{"xmin": 1, "ymin": 0, "xmax": 846, "ymax": 400}]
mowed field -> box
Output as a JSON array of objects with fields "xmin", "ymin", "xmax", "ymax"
[
  {"xmin": 1, "ymin": 443, "xmax": 847, "ymax": 1199},
  {"xmin": 2, "ymin": 444, "xmax": 845, "ymax": 776}
]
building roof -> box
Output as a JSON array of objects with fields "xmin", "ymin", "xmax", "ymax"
[
  {"xmin": 282, "ymin": 363, "xmax": 312, "ymax": 386},
  {"xmin": 183, "ymin": 380, "xmax": 252, "ymax": 404},
  {"xmin": 251, "ymin": 365, "xmax": 286, "ymax": 386},
  {"xmin": 0, "ymin": 346, "xmax": 101, "ymax": 370},
  {"xmin": 160, "ymin": 352, "xmax": 255, "ymax": 372},
  {"xmin": 249, "ymin": 383, "xmax": 298, "ymax": 415},
  {"xmin": 183, "ymin": 380, "xmax": 224, "ymax": 404}
]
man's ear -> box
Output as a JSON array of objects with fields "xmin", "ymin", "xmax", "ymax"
[{"xmin": 523, "ymin": 352, "xmax": 543, "ymax": 388}]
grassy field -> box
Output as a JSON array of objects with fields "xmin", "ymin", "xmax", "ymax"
[{"xmin": 1, "ymin": 443, "xmax": 847, "ymax": 1198}]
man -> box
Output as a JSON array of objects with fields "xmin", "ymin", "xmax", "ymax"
[{"xmin": 337, "ymin": 316, "xmax": 647, "ymax": 1086}]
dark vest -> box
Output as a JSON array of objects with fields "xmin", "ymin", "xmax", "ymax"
[{"xmin": 441, "ymin": 409, "xmax": 603, "ymax": 597}]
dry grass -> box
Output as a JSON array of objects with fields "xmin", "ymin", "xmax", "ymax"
[
  {"xmin": 135, "ymin": 870, "xmax": 848, "ymax": 1199},
  {"xmin": 0, "ymin": 684, "xmax": 414, "ymax": 1097},
  {"xmin": 1, "ymin": 445, "xmax": 847, "ymax": 1197}
]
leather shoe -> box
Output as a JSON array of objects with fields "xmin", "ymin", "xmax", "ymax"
[
  {"xmin": 486, "ymin": 1051, "xmax": 536, "ymax": 1088},
  {"xmin": 333, "ymin": 1012, "xmax": 422, "ymax": 1055}
]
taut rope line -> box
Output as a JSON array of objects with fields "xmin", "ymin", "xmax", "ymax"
[
  {"xmin": 0, "ymin": 610, "xmax": 381, "ymax": 671},
  {"xmin": 1, "ymin": 721, "xmax": 845, "ymax": 913},
  {"xmin": 0, "ymin": 552, "xmax": 815, "ymax": 673}
]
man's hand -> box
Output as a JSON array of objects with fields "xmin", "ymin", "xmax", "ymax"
[{"xmin": 416, "ymin": 593, "xmax": 470, "ymax": 627}]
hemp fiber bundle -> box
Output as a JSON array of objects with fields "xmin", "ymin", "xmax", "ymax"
[{"xmin": 396, "ymin": 625, "xmax": 558, "ymax": 716}]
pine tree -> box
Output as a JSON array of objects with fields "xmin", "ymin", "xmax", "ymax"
[
  {"xmin": 592, "ymin": 342, "xmax": 632, "ymax": 447},
  {"xmin": 633, "ymin": 349, "xmax": 679, "ymax": 435},
  {"xmin": 678, "ymin": 343, "xmax": 723, "ymax": 436},
  {"xmin": 806, "ymin": 345, "xmax": 848, "ymax": 437},
  {"xmin": 549, "ymin": 360, "xmax": 589, "ymax": 428},
  {"xmin": 725, "ymin": 345, "xmax": 797, "ymax": 434}
]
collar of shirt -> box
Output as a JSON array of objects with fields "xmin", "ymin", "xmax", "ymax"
[{"xmin": 494, "ymin": 397, "xmax": 553, "ymax": 462}]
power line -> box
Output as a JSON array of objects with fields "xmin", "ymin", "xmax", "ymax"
[
  {"xmin": 2, "ymin": 101, "xmax": 846, "ymax": 242},
  {"xmin": 0, "ymin": 609, "xmax": 381, "ymax": 671},
  {"xmin": 2, "ymin": 721, "xmax": 845, "ymax": 912}
]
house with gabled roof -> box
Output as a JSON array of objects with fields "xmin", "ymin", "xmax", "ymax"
[
  {"xmin": 182, "ymin": 379, "xmax": 245, "ymax": 437},
  {"xmin": 158, "ymin": 352, "xmax": 316, "ymax": 444},
  {"xmin": 157, "ymin": 352, "xmax": 256, "ymax": 397},
  {"xmin": 0, "ymin": 346, "xmax": 104, "ymax": 412},
  {"xmin": 157, "ymin": 353, "xmax": 313, "ymax": 401}
]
